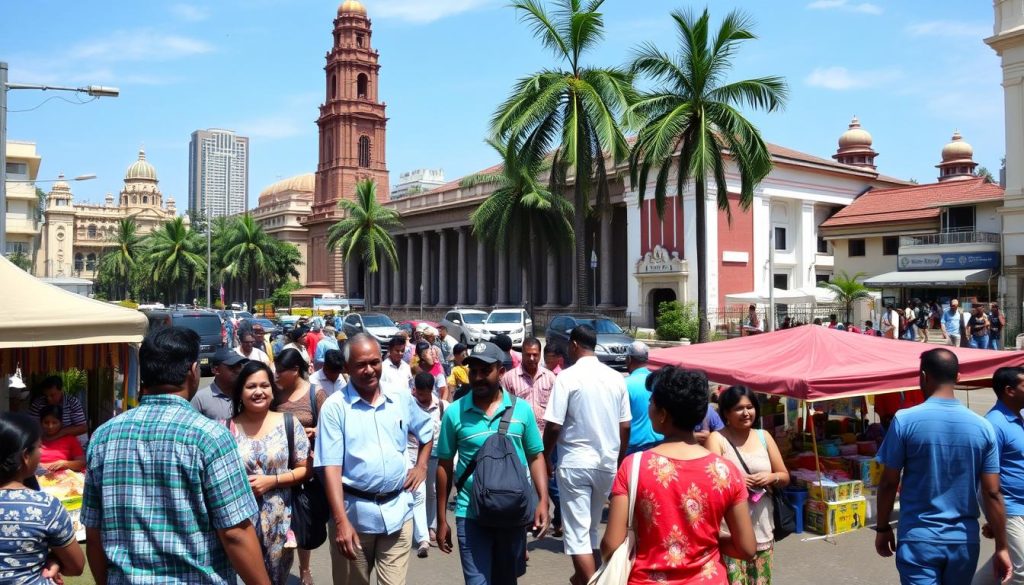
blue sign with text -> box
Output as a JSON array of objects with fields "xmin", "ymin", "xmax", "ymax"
[{"xmin": 897, "ymin": 251, "xmax": 1000, "ymax": 271}]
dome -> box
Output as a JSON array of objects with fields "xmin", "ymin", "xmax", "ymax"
[
  {"xmin": 941, "ymin": 130, "xmax": 974, "ymax": 162},
  {"xmin": 52, "ymin": 172, "xmax": 70, "ymax": 191},
  {"xmin": 338, "ymin": 0, "xmax": 367, "ymax": 15},
  {"xmin": 838, "ymin": 116, "xmax": 873, "ymax": 149},
  {"xmin": 258, "ymin": 173, "xmax": 315, "ymax": 201},
  {"xmin": 125, "ymin": 148, "xmax": 158, "ymax": 181}
]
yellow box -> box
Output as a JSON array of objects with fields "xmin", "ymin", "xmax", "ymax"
[
  {"xmin": 805, "ymin": 497, "xmax": 868, "ymax": 535},
  {"xmin": 808, "ymin": 480, "xmax": 863, "ymax": 502}
]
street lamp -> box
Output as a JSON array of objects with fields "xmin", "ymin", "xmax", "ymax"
[
  {"xmin": 1, "ymin": 61, "xmax": 118, "ymax": 254},
  {"xmin": 8, "ymin": 173, "xmax": 96, "ymax": 184}
]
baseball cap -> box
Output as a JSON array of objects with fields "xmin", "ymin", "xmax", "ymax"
[
  {"xmin": 324, "ymin": 325, "xmax": 336, "ymax": 335},
  {"xmin": 465, "ymin": 342, "xmax": 507, "ymax": 366},
  {"xmin": 626, "ymin": 341, "xmax": 649, "ymax": 362},
  {"xmin": 212, "ymin": 348, "xmax": 247, "ymax": 367}
]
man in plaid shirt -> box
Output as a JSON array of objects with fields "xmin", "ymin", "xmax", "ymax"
[{"xmin": 82, "ymin": 327, "xmax": 270, "ymax": 585}]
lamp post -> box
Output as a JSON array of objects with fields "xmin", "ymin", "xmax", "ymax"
[{"xmin": 1, "ymin": 61, "xmax": 118, "ymax": 255}]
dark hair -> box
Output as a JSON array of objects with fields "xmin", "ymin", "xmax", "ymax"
[
  {"xmin": 140, "ymin": 326, "xmax": 200, "ymax": 390},
  {"xmin": 38, "ymin": 375, "xmax": 63, "ymax": 393},
  {"xmin": 452, "ymin": 343, "xmax": 467, "ymax": 355},
  {"xmin": 415, "ymin": 341, "xmax": 431, "ymax": 356},
  {"xmin": 0, "ymin": 412, "xmax": 41, "ymax": 484},
  {"xmin": 813, "ymin": 318, "xmax": 822, "ymax": 325},
  {"xmin": 921, "ymin": 348, "xmax": 958, "ymax": 385},
  {"xmin": 829, "ymin": 314, "xmax": 837, "ymax": 321},
  {"xmin": 493, "ymin": 334, "xmax": 513, "ymax": 352},
  {"xmin": 414, "ymin": 371, "xmax": 435, "ymax": 391},
  {"xmin": 865, "ymin": 320, "xmax": 873, "ymax": 327},
  {"xmin": 38, "ymin": 405, "xmax": 63, "ymax": 424},
  {"xmin": 389, "ymin": 334, "xmax": 407, "ymax": 349},
  {"xmin": 647, "ymin": 366, "xmax": 709, "ymax": 430},
  {"xmin": 323, "ymin": 349, "xmax": 344, "ymax": 372},
  {"xmin": 274, "ymin": 348, "xmax": 308, "ymax": 380},
  {"xmin": 570, "ymin": 324, "xmax": 597, "ymax": 351},
  {"xmin": 288, "ymin": 326, "xmax": 308, "ymax": 343},
  {"xmin": 522, "ymin": 337, "xmax": 541, "ymax": 351},
  {"xmin": 232, "ymin": 361, "xmax": 282, "ymax": 417},
  {"xmin": 543, "ymin": 342, "xmax": 564, "ymax": 357},
  {"xmin": 718, "ymin": 385, "xmax": 761, "ymax": 427},
  {"xmin": 993, "ymin": 366, "xmax": 1024, "ymax": 398}
]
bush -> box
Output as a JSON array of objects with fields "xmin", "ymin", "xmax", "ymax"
[{"xmin": 656, "ymin": 300, "xmax": 699, "ymax": 342}]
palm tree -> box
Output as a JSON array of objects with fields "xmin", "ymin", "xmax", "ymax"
[
  {"xmin": 6, "ymin": 251, "xmax": 31, "ymax": 272},
  {"xmin": 463, "ymin": 137, "xmax": 575, "ymax": 315},
  {"xmin": 818, "ymin": 270, "xmax": 873, "ymax": 324},
  {"xmin": 326, "ymin": 180, "xmax": 401, "ymax": 310},
  {"xmin": 221, "ymin": 215, "xmax": 277, "ymax": 309},
  {"xmin": 143, "ymin": 217, "xmax": 205, "ymax": 304},
  {"xmin": 627, "ymin": 8, "xmax": 787, "ymax": 342},
  {"xmin": 492, "ymin": 0, "xmax": 634, "ymax": 311},
  {"xmin": 98, "ymin": 217, "xmax": 141, "ymax": 299}
]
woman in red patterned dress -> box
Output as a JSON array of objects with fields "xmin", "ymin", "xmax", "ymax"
[{"xmin": 601, "ymin": 367, "xmax": 755, "ymax": 584}]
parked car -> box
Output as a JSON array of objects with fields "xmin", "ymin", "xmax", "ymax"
[
  {"xmin": 143, "ymin": 309, "xmax": 226, "ymax": 374},
  {"xmin": 441, "ymin": 309, "xmax": 491, "ymax": 344},
  {"xmin": 483, "ymin": 308, "xmax": 533, "ymax": 348},
  {"xmin": 343, "ymin": 312, "xmax": 401, "ymax": 345},
  {"xmin": 278, "ymin": 314, "xmax": 302, "ymax": 334},
  {"xmin": 545, "ymin": 313, "xmax": 635, "ymax": 370},
  {"xmin": 250, "ymin": 317, "xmax": 281, "ymax": 337}
]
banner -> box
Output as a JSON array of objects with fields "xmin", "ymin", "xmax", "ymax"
[{"xmin": 897, "ymin": 251, "xmax": 999, "ymax": 271}]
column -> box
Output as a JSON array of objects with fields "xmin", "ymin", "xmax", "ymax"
[
  {"xmin": 406, "ymin": 233, "xmax": 416, "ymax": 306},
  {"xmin": 599, "ymin": 209, "xmax": 614, "ymax": 308},
  {"xmin": 496, "ymin": 245, "xmax": 509, "ymax": 306},
  {"xmin": 437, "ymin": 229, "xmax": 449, "ymax": 306},
  {"xmin": 421, "ymin": 232, "xmax": 431, "ymax": 306},
  {"xmin": 457, "ymin": 227, "xmax": 468, "ymax": 306},
  {"xmin": 379, "ymin": 254, "xmax": 389, "ymax": 307},
  {"xmin": 476, "ymin": 238, "xmax": 487, "ymax": 306},
  {"xmin": 392, "ymin": 237, "xmax": 403, "ymax": 306},
  {"xmin": 543, "ymin": 252, "xmax": 558, "ymax": 307}
]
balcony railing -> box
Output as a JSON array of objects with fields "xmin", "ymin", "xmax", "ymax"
[{"xmin": 900, "ymin": 231, "xmax": 1000, "ymax": 247}]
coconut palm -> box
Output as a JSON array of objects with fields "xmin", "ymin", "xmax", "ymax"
[
  {"xmin": 818, "ymin": 270, "xmax": 873, "ymax": 324},
  {"xmin": 98, "ymin": 217, "xmax": 141, "ymax": 299},
  {"xmin": 492, "ymin": 0, "xmax": 634, "ymax": 311},
  {"xmin": 143, "ymin": 217, "xmax": 205, "ymax": 304},
  {"xmin": 627, "ymin": 8, "xmax": 787, "ymax": 342},
  {"xmin": 463, "ymin": 137, "xmax": 575, "ymax": 315},
  {"xmin": 221, "ymin": 215, "xmax": 277, "ymax": 309},
  {"xmin": 326, "ymin": 180, "xmax": 401, "ymax": 310}
]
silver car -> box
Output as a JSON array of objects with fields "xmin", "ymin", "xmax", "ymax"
[
  {"xmin": 545, "ymin": 314, "xmax": 634, "ymax": 370},
  {"xmin": 441, "ymin": 309, "xmax": 491, "ymax": 345}
]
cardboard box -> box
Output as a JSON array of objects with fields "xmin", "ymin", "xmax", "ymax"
[
  {"xmin": 854, "ymin": 458, "xmax": 882, "ymax": 486},
  {"xmin": 809, "ymin": 479, "xmax": 863, "ymax": 502},
  {"xmin": 805, "ymin": 497, "xmax": 868, "ymax": 535}
]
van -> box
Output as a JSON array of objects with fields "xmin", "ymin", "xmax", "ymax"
[{"xmin": 143, "ymin": 309, "xmax": 226, "ymax": 373}]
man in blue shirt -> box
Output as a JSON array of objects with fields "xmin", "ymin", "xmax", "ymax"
[
  {"xmin": 624, "ymin": 341, "xmax": 657, "ymax": 455},
  {"xmin": 315, "ymin": 333, "xmax": 434, "ymax": 585},
  {"xmin": 941, "ymin": 298, "xmax": 964, "ymax": 347},
  {"xmin": 875, "ymin": 348, "xmax": 1010, "ymax": 584}
]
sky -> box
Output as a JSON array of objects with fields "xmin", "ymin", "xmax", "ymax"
[{"xmin": 1, "ymin": 0, "xmax": 1005, "ymax": 209}]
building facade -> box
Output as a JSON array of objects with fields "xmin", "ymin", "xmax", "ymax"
[
  {"xmin": 250, "ymin": 173, "xmax": 314, "ymax": 285},
  {"xmin": 38, "ymin": 149, "xmax": 179, "ymax": 280},
  {"xmin": 4, "ymin": 141, "xmax": 42, "ymax": 263},
  {"xmin": 188, "ymin": 128, "xmax": 249, "ymax": 219},
  {"xmin": 391, "ymin": 168, "xmax": 445, "ymax": 199}
]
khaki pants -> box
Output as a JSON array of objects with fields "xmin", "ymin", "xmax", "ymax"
[{"xmin": 328, "ymin": 520, "xmax": 413, "ymax": 585}]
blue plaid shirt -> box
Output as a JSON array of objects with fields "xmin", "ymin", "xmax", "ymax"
[{"xmin": 82, "ymin": 394, "xmax": 258, "ymax": 584}]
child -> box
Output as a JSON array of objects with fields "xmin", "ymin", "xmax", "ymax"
[{"xmin": 38, "ymin": 406, "xmax": 86, "ymax": 473}]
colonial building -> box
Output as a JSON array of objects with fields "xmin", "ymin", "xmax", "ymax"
[
  {"xmin": 38, "ymin": 149, "xmax": 179, "ymax": 280},
  {"xmin": 4, "ymin": 141, "xmax": 42, "ymax": 262},
  {"xmin": 250, "ymin": 173, "xmax": 314, "ymax": 284}
]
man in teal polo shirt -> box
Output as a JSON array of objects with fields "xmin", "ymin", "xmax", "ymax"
[{"xmin": 435, "ymin": 342, "xmax": 550, "ymax": 585}]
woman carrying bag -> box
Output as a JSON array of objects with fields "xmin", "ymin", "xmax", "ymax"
[{"xmin": 599, "ymin": 367, "xmax": 755, "ymax": 585}]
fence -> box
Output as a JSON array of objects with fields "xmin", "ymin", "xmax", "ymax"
[{"xmin": 711, "ymin": 303, "xmax": 850, "ymax": 338}]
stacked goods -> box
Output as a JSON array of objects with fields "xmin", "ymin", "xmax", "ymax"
[
  {"xmin": 805, "ymin": 497, "xmax": 868, "ymax": 535},
  {"xmin": 808, "ymin": 479, "xmax": 864, "ymax": 502},
  {"xmin": 38, "ymin": 470, "xmax": 86, "ymax": 540}
]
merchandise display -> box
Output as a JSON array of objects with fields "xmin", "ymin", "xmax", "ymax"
[{"xmin": 805, "ymin": 497, "xmax": 868, "ymax": 536}]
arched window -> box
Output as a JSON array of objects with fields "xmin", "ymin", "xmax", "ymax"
[
  {"xmin": 74, "ymin": 253, "xmax": 84, "ymax": 271},
  {"xmin": 356, "ymin": 34, "xmax": 364, "ymax": 48},
  {"xmin": 87, "ymin": 224, "xmax": 97, "ymax": 238},
  {"xmin": 86, "ymin": 253, "xmax": 96, "ymax": 271},
  {"xmin": 358, "ymin": 136, "xmax": 371, "ymax": 168},
  {"xmin": 325, "ymin": 130, "xmax": 334, "ymax": 164},
  {"xmin": 357, "ymin": 74, "xmax": 368, "ymax": 99},
  {"xmin": 331, "ymin": 74, "xmax": 337, "ymax": 99},
  {"xmin": 142, "ymin": 195, "xmax": 149, "ymax": 204}
]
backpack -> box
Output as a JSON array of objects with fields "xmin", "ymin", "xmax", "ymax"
[{"xmin": 455, "ymin": 395, "xmax": 537, "ymax": 528}]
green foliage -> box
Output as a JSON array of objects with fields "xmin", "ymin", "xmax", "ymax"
[
  {"xmin": 6, "ymin": 251, "xmax": 32, "ymax": 272},
  {"xmin": 656, "ymin": 300, "xmax": 699, "ymax": 342},
  {"xmin": 213, "ymin": 299, "xmax": 225, "ymax": 310},
  {"xmin": 818, "ymin": 270, "xmax": 872, "ymax": 322},
  {"xmin": 270, "ymin": 280, "xmax": 303, "ymax": 308},
  {"xmin": 48, "ymin": 368, "xmax": 87, "ymax": 396},
  {"xmin": 143, "ymin": 217, "xmax": 205, "ymax": 305},
  {"xmin": 117, "ymin": 300, "xmax": 139, "ymax": 309}
]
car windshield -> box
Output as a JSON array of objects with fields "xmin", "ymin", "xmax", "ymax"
[
  {"xmin": 256, "ymin": 319, "xmax": 275, "ymax": 327},
  {"xmin": 362, "ymin": 314, "xmax": 395, "ymax": 328},
  {"xmin": 174, "ymin": 315, "xmax": 222, "ymax": 336},
  {"xmin": 462, "ymin": 313, "xmax": 486, "ymax": 324},
  {"xmin": 576, "ymin": 318, "xmax": 624, "ymax": 334},
  {"xmin": 486, "ymin": 312, "xmax": 522, "ymax": 324}
]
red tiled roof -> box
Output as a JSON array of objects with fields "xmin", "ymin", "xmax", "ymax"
[{"xmin": 820, "ymin": 177, "xmax": 1003, "ymax": 229}]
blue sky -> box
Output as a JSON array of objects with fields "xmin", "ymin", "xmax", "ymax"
[{"xmin": 1, "ymin": 0, "xmax": 1004, "ymax": 208}]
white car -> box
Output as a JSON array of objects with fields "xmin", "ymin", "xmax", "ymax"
[
  {"xmin": 483, "ymin": 308, "xmax": 533, "ymax": 348},
  {"xmin": 441, "ymin": 309, "xmax": 491, "ymax": 345}
]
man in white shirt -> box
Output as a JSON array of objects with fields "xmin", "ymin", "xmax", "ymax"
[
  {"xmin": 380, "ymin": 334, "xmax": 413, "ymax": 394},
  {"xmin": 311, "ymin": 349, "xmax": 346, "ymax": 397},
  {"xmin": 543, "ymin": 325, "xmax": 631, "ymax": 585},
  {"xmin": 236, "ymin": 330, "xmax": 272, "ymax": 369}
]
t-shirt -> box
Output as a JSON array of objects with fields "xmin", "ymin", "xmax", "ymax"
[
  {"xmin": 611, "ymin": 452, "xmax": 747, "ymax": 585},
  {"xmin": 436, "ymin": 391, "xmax": 544, "ymax": 519},
  {"xmin": 29, "ymin": 396, "xmax": 88, "ymax": 446},
  {"xmin": 625, "ymin": 367, "xmax": 662, "ymax": 450},
  {"xmin": 941, "ymin": 309, "xmax": 962, "ymax": 336},
  {"xmin": 0, "ymin": 489, "xmax": 76, "ymax": 585},
  {"xmin": 40, "ymin": 435, "xmax": 85, "ymax": 465},
  {"xmin": 986, "ymin": 401, "xmax": 1024, "ymax": 517},
  {"xmin": 876, "ymin": 397, "xmax": 998, "ymax": 543},
  {"xmin": 544, "ymin": 355, "xmax": 631, "ymax": 472},
  {"xmin": 447, "ymin": 365, "xmax": 469, "ymax": 389}
]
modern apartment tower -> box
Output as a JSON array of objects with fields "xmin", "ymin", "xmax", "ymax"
[{"xmin": 188, "ymin": 128, "xmax": 249, "ymax": 219}]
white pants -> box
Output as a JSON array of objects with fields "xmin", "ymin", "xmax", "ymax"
[
  {"xmin": 973, "ymin": 515, "xmax": 1024, "ymax": 585},
  {"xmin": 412, "ymin": 476, "xmax": 428, "ymax": 546},
  {"xmin": 558, "ymin": 466, "xmax": 616, "ymax": 556}
]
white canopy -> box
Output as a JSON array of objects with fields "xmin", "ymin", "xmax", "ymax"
[
  {"xmin": 0, "ymin": 255, "xmax": 148, "ymax": 349},
  {"xmin": 864, "ymin": 269, "xmax": 993, "ymax": 287},
  {"xmin": 724, "ymin": 288, "xmax": 817, "ymax": 305}
]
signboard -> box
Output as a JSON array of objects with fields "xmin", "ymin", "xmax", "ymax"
[
  {"xmin": 313, "ymin": 297, "xmax": 351, "ymax": 309},
  {"xmin": 897, "ymin": 252, "xmax": 999, "ymax": 271},
  {"xmin": 637, "ymin": 245, "xmax": 686, "ymax": 274}
]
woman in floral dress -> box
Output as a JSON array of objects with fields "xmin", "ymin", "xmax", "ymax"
[
  {"xmin": 229, "ymin": 361, "xmax": 310, "ymax": 585},
  {"xmin": 601, "ymin": 367, "xmax": 755, "ymax": 584}
]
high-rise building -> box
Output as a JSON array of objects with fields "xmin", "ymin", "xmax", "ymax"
[{"xmin": 188, "ymin": 128, "xmax": 249, "ymax": 219}]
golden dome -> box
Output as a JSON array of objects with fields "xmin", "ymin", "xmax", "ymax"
[
  {"xmin": 838, "ymin": 116, "xmax": 873, "ymax": 149},
  {"xmin": 125, "ymin": 148, "xmax": 158, "ymax": 181},
  {"xmin": 338, "ymin": 0, "xmax": 367, "ymax": 15},
  {"xmin": 258, "ymin": 173, "xmax": 315, "ymax": 201},
  {"xmin": 941, "ymin": 130, "xmax": 974, "ymax": 162}
]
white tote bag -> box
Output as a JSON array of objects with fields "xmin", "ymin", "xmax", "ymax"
[{"xmin": 588, "ymin": 453, "xmax": 643, "ymax": 585}]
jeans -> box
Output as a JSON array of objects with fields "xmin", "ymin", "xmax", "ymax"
[
  {"xmin": 426, "ymin": 457, "xmax": 439, "ymax": 532},
  {"xmin": 456, "ymin": 517, "xmax": 526, "ymax": 585},
  {"xmin": 990, "ymin": 333, "xmax": 1002, "ymax": 350},
  {"xmin": 903, "ymin": 325, "xmax": 917, "ymax": 341},
  {"xmin": 970, "ymin": 335, "xmax": 990, "ymax": 350},
  {"xmin": 896, "ymin": 541, "xmax": 980, "ymax": 585},
  {"xmin": 548, "ymin": 449, "xmax": 561, "ymax": 528}
]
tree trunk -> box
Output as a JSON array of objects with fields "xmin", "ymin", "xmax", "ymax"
[
  {"xmin": 573, "ymin": 178, "xmax": 588, "ymax": 312},
  {"xmin": 695, "ymin": 178, "xmax": 710, "ymax": 343},
  {"xmin": 365, "ymin": 261, "xmax": 373, "ymax": 312},
  {"xmin": 524, "ymin": 224, "xmax": 535, "ymax": 319}
]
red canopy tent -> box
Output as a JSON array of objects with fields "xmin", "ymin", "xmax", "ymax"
[{"xmin": 647, "ymin": 325, "xmax": 1024, "ymax": 401}]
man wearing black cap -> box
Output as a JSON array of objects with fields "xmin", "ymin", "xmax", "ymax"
[{"xmin": 191, "ymin": 348, "xmax": 247, "ymax": 420}]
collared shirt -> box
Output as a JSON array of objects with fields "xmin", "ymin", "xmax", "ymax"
[
  {"xmin": 380, "ymin": 358, "xmax": 413, "ymax": 394},
  {"xmin": 314, "ymin": 335, "xmax": 340, "ymax": 368},
  {"xmin": 941, "ymin": 309, "xmax": 962, "ymax": 336},
  {"xmin": 502, "ymin": 365, "xmax": 556, "ymax": 433},
  {"xmin": 314, "ymin": 382, "xmax": 433, "ymax": 535},
  {"xmin": 408, "ymin": 396, "xmax": 448, "ymax": 459},
  {"xmin": 544, "ymin": 355, "xmax": 631, "ymax": 472},
  {"xmin": 625, "ymin": 367, "xmax": 661, "ymax": 450},
  {"xmin": 191, "ymin": 381, "xmax": 235, "ymax": 421},
  {"xmin": 311, "ymin": 368, "xmax": 344, "ymax": 397},
  {"xmin": 81, "ymin": 394, "xmax": 258, "ymax": 584},
  {"xmin": 236, "ymin": 345, "xmax": 272, "ymax": 368},
  {"xmin": 986, "ymin": 401, "xmax": 1024, "ymax": 517}
]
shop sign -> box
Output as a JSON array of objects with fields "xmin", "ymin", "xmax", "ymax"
[{"xmin": 897, "ymin": 251, "xmax": 1000, "ymax": 271}]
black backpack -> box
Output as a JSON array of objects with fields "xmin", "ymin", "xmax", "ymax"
[{"xmin": 455, "ymin": 395, "xmax": 537, "ymax": 528}]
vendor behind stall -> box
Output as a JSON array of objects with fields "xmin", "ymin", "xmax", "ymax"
[
  {"xmin": 38, "ymin": 405, "xmax": 86, "ymax": 473},
  {"xmin": 27, "ymin": 376, "xmax": 88, "ymax": 447}
]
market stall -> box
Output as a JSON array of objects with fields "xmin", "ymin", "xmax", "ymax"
[{"xmin": 648, "ymin": 325, "xmax": 1024, "ymax": 538}]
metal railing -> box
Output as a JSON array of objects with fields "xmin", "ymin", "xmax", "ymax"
[{"xmin": 899, "ymin": 231, "xmax": 1000, "ymax": 247}]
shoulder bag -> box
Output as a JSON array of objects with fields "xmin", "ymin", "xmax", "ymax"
[
  {"xmin": 285, "ymin": 411, "xmax": 329, "ymax": 549},
  {"xmin": 725, "ymin": 430, "xmax": 796, "ymax": 542},
  {"xmin": 587, "ymin": 453, "xmax": 643, "ymax": 585}
]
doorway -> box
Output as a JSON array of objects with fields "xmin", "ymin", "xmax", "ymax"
[{"xmin": 649, "ymin": 288, "xmax": 678, "ymax": 327}]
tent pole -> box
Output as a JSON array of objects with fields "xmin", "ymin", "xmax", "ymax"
[{"xmin": 808, "ymin": 402, "xmax": 825, "ymax": 500}]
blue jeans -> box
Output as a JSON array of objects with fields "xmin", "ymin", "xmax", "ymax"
[
  {"xmin": 990, "ymin": 333, "xmax": 1002, "ymax": 350},
  {"xmin": 970, "ymin": 335, "xmax": 990, "ymax": 349},
  {"xmin": 456, "ymin": 517, "xmax": 526, "ymax": 585},
  {"xmin": 896, "ymin": 541, "xmax": 980, "ymax": 585},
  {"xmin": 548, "ymin": 449, "xmax": 561, "ymax": 527},
  {"xmin": 903, "ymin": 324, "xmax": 917, "ymax": 341}
]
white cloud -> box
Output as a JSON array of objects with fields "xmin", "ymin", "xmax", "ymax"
[
  {"xmin": 71, "ymin": 31, "xmax": 214, "ymax": 63},
  {"xmin": 907, "ymin": 21, "xmax": 990, "ymax": 38},
  {"xmin": 371, "ymin": 0, "xmax": 494, "ymax": 23},
  {"xmin": 169, "ymin": 4, "xmax": 211, "ymax": 22},
  {"xmin": 805, "ymin": 66, "xmax": 901, "ymax": 90},
  {"xmin": 807, "ymin": 0, "xmax": 883, "ymax": 15}
]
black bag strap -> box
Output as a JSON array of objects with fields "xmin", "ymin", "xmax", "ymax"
[
  {"xmin": 309, "ymin": 383, "xmax": 319, "ymax": 424},
  {"xmin": 724, "ymin": 435, "xmax": 752, "ymax": 476},
  {"xmin": 284, "ymin": 412, "xmax": 296, "ymax": 471},
  {"xmin": 455, "ymin": 395, "xmax": 517, "ymax": 493}
]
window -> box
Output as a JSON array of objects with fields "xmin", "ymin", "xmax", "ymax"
[
  {"xmin": 773, "ymin": 273, "xmax": 789, "ymax": 290},
  {"xmin": 943, "ymin": 205, "xmax": 975, "ymax": 232},
  {"xmin": 74, "ymin": 253, "xmax": 84, "ymax": 271},
  {"xmin": 356, "ymin": 34, "xmax": 364, "ymax": 47},
  {"xmin": 357, "ymin": 74, "xmax": 368, "ymax": 99},
  {"xmin": 849, "ymin": 238, "xmax": 866, "ymax": 257},
  {"xmin": 816, "ymin": 273, "xmax": 831, "ymax": 284},
  {"xmin": 817, "ymin": 237, "xmax": 829, "ymax": 254},
  {"xmin": 882, "ymin": 236, "xmax": 899, "ymax": 256},
  {"xmin": 142, "ymin": 196, "xmax": 148, "ymax": 204},
  {"xmin": 358, "ymin": 136, "xmax": 371, "ymax": 168},
  {"xmin": 445, "ymin": 312, "xmax": 457, "ymax": 322},
  {"xmin": 5, "ymin": 162, "xmax": 27, "ymax": 176},
  {"xmin": 331, "ymin": 73, "xmax": 337, "ymax": 99},
  {"xmin": 86, "ymin": 253, "xmax": 97, "ymax": 271},
  {"xmin": 773, "ymin": 227, "xmax": 787, "ymax": 251},
  {"xmin": 87, "ymin": 224, "xmax": 97, "ymax": 238}
]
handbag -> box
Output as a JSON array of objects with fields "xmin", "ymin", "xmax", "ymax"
[
  {"xmin": 284, "ymin": 409, "xmax": 329, "ymax": 550},
  {"xmin": 587, "ymin": 453, "xmax": 643, "ymax": 585},
  {"xmin": 724, "ymin": 430, "xmax": 796, "ymax": 542}
]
